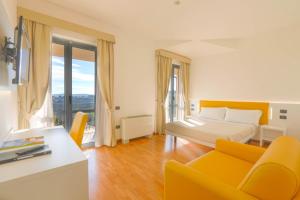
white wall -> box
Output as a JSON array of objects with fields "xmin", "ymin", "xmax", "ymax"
[
  {"xmin": 1, "ymin": 0, "xmax": 17, "ymax": 30},
  {"xmin": 18, "ymin": 0, "xmax": 156, "ymax": 138},
  {"xmin": 268, "ymin": 103, "xmax": 300, "ymax": 139},
  {"xmin": 190, "ymin": 25, "xmax": 300, "ymax": 139},
  {"xmin": 0, "ymin": 0, "xmax": 18, "ymax": 141},
  {"xmin": 114, "ymin": 34, "xmax": 155, "ymax": 122},
  {"xmin": 113, "ymin": 33, "xmax": 155, "ymax": 138}
]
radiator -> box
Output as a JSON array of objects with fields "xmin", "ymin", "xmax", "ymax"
[{"xmin": 121, "ymin": 115, "xmax": 154, "ymax": 143}]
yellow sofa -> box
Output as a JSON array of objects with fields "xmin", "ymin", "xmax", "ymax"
[{"xmin": 164, "ymin": 136, "xmax": 300, "ymax": 200}]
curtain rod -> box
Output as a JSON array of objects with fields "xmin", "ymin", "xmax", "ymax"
[
  {"xmin": 155, "ymin": 49, "xmax": 191, "ymax": 64},
  {"xmin": 17, "ymin": 7, "xmax": 115, "ymax": 43}
]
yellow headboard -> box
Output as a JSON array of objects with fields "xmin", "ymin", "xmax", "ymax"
[{"xmin": 200, "ymin": 100, "xmax": 269, "ymax": 125}]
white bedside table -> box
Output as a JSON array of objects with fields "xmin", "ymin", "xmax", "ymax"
[{"xmin": 259, "ymin": 125, "xmax": 287, "ymax": 147}]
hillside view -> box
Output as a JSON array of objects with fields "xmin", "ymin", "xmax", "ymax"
[{"xmin": 52, "ymin": 94, "xmax": 95, "ymax": 126}]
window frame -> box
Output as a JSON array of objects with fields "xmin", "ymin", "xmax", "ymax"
[
  {"xmin": 169, "ymin": 64, "xmax": 180, "ymax": 122},
  {"xmin": 52, "ymin": 37, "xmax": 97, "ymax": 130}
]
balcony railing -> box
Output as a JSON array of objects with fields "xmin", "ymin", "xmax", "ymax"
[
  {"xmin": 72, "ymin": 109, "xmax": 95, "ymax": 144},
  {"xmin": 53, "ymin": 109, "xmax": 95, "ymax": 144}
]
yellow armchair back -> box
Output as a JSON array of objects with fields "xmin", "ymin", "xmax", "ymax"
[
  {"xmin": 239, "ymin": 136, "xmax": 300, "ymax": 200},
  {"xmin": 69, "ymin": 112, "xmax": 88, "ymax": 148}
]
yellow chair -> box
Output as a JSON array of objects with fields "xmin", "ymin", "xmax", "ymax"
[
  {"xmin": 69, "ymin": 112, "xmax": 88, "ymax": 148},
  {"xmin": 164, "ymin": 136, "xmax": 300, "ymax": 200}
]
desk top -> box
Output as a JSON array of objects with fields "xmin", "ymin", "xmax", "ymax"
[{"xmin": 0, "ymin": 126, "xmax": 87, "ymax": 183}]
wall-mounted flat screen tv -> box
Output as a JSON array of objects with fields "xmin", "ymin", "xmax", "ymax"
[{"xmin": 12, "ymin": 16, "xmax": 31, "ymax": 85}]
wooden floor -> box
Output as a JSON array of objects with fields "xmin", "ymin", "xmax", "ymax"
[{"xmin": 84, "ymin": 135, "xmax": 212, "ymax": 200}]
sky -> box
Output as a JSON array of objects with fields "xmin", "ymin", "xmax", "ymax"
[{"xmin": 52, "ymin": 56, "xmax": 95, "ymax": 95}]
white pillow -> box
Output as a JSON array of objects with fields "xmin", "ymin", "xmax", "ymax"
[
  {"xmin": 225, "ymin": 108, "xmax": 262, "ymax": 126},
  {"xmin": 198, "ymin": 107, "xmax": 226, "ymax": 120}
]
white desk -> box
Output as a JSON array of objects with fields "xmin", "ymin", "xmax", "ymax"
[{"xmin": 0, "ymin": 126, "xmax": 89, "ymax": 200}]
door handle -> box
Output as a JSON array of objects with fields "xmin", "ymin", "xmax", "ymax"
[{"xmin": 69, "ymin": 95, "xmax": 72, "ymax": 104}]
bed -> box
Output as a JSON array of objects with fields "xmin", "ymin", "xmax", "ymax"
[{"xmin": 166, "ymin": 100, "xmax": 269, "ymax": 147}]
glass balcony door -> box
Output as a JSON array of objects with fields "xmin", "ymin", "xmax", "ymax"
[
  {"xmin": 52, "ymin": 37, "xmax": 96, "ymax": 144},
  {"xmin": 166, "ymin": 64, "xmax": 181, "ymax": 122}
]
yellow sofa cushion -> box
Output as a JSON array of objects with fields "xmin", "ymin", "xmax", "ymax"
[
  {"xmin": 188, "ymin": 151, "xmax": 254, "ymax": 187},
  {"xmin": 294, "ymin": 191, "xmax": 300, "ymax": 200},
  {"xmin": 239, "ymin": 136, "xmax": 300, "ymax": 200},
  {"xmin": 165, "ymin": 160, "xmax": 258, "ymax": 200},
  {"xmin": 216, "ymin": 139, "xmax": 266, "ymax": 163}
]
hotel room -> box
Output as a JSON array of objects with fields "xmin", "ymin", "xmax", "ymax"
[{"xmin": 0, "ymin": 0, "xmax": 300, "ymax": 200}]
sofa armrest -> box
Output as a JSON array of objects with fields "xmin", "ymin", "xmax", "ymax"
[
  {"xmin": 215, "ymin": 139, "xmax": 266, "ymax": 163},
  {"xmin": 164, "ymin": 160, "xmax": 257, "ymax": 200}
]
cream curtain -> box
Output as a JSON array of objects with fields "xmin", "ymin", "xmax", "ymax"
[
  {"xmin": 18, "ymin": 19, "xmax": 51, "ymax": 129},
  {"xmin": 179, "ymin": 62, "xmax": 191, "ymax": 117},
  {"xmin": 95, "ymin": 39, "xmax": 116, "ymax": 147},
  {"xmin": 155, "ymin": 55, "xmax": 172, "ymax": 134},
  {"xmin": 29, "ymin": 90, "xmax": 53, "ymax": 128}
]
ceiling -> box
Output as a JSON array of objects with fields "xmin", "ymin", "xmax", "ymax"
[{"xmin": 22, "ymin": 0, "xmax": 300, "ymax": 57}]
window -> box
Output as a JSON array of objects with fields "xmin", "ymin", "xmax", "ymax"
[
  {"xmin": 51, "ymin": 37, "xmax": 97, "ymax": 144},
  {"xmin": 166, "ymin": 64, "xmax": 184, "ymax": 122},
  {"xmin": 52, "ymin": 43, "xmax": 65, "ymax": 126}
]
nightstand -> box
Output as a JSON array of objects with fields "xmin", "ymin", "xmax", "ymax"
[{"xmin": 259, "ymin": 125, "xmax": 287, "ymax": 147}]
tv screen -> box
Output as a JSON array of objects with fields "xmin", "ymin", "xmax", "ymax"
[{"xmin": 12, "ymin": 16, "xmax": 31, "ymax": 85}]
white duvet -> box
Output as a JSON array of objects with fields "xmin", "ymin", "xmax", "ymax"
[{"xmin": 165, "ymin": 116, "xmax": 257, "ymax": 145}]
